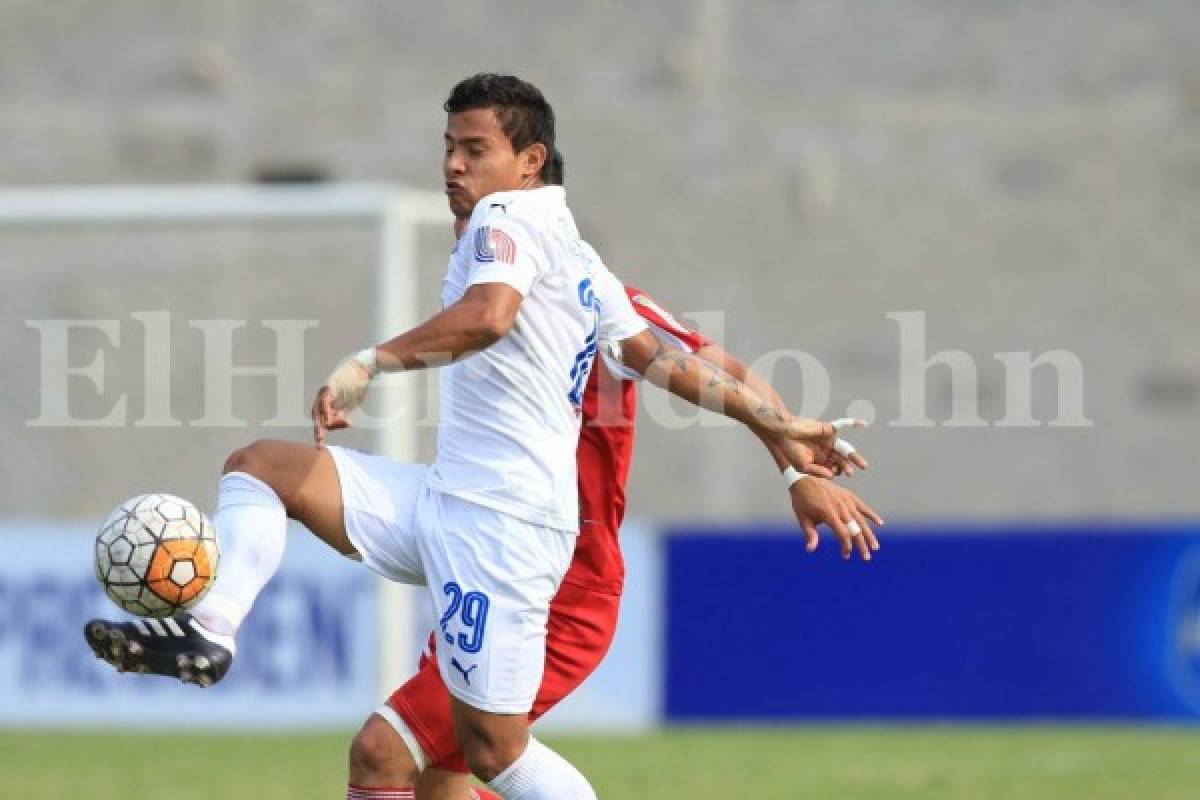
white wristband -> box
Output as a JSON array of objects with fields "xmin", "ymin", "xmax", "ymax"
[
  {"xmin": 782, "ymin": 466, "xmax": 806, "ymax": 489},
  {"xmin": 353, "ymin": 347, "xmax": 380, "ymax": 378},
  {"xmin": 325, "ymin": 348, "xmax": 377, "ymax": 413}
]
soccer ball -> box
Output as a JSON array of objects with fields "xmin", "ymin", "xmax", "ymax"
[{"xmin": 95, "ymin": 493, "xmax": 219, "ymax": 618}]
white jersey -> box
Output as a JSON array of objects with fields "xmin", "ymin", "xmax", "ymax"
[{"xmin": 428, "ymin": 186, "xmax": 647, "ymax": 532}]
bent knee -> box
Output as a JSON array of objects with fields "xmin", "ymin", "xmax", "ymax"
[
  {"xmin": 349, "ymin": 717, "xmax": 417, "ymax": 782},
  {"xmin": 222, "ymin": 440, "xmax": 307, "ymax": 510},
  {"xmin": 221, "ymin": 439, "xmax": 299, "ymax": 487},
  {"xmin": 461, "ymin": 737, "xmax": 527, "ymax": 784},
  {"xmin": 222, "ymin": 440, "xmax": 269, "ymax": 477}
]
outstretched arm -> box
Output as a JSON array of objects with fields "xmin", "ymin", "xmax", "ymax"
[
  {"xmin": 619, "ymin": 330, "xmax": 881, "ymax": 560},
  {"xmin": 373, "ymin": 282, "xmax": 522, "ymax": 371},
  {"xmin": 694, "ymin": 343, "xmax": 881, "ymax": 559},
  {"xmin": 693, "ymin": 345, "xmax": 868, "ymax": 476},
  {"xmin": 618, "ymin": 328, "xmax": 838, "ymax": 461},
  {"xmin": 311, "ymin": 282, "xmax": 521, "ymax": 444}
]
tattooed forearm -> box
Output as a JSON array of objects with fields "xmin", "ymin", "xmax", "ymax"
[
  {"xmin": 643, "ymin": 343, "xmax": 795, "ymax": 433},
  {"xmin": 755, "ymin": 400, "xmax": 787, "ymax": 424},
  {"xmin": 627, "ymin": 333, "xmax": 804, "ymax": 441},
  {"xmin": 649, "ymin": 344, "xmax": 750, "ymax": 399},
  {"xmin": 705, "ymin": 363, "xmax": 743, "ymax": 394},
  {"xmin": 648, "ymin": 341, "xmax": 693, "ymax": 375}
]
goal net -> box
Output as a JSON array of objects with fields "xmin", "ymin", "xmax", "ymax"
[{"xmin": 0, "ymin": 183, "xmax": 450, "ymax": 705}]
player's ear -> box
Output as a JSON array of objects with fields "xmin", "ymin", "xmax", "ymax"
[{"xmin": 522, "ymin": 142, "xmax": 548, "ymax": 183}]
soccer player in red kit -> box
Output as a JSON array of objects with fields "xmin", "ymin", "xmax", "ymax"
[{"xmin": 348, "ymin": 282, "xmax": 881, "ymax": 799}]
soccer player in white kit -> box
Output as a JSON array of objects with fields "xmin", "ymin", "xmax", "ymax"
[{"xmin": 86, "ymin": 74, "xmax": 855, "ymax": 800}]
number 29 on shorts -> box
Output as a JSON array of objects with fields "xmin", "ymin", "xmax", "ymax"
[{"xmin": 439, "ymin": 582, "xmax": 490, "ymax": 654}]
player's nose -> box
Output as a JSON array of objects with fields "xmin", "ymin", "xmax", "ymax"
[{"xmin": 444, "ymin": 153, "xmax": 466, "ymax": 178}]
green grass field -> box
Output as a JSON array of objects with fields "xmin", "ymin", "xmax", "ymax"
[{"xmin": 3, "ymin": 726, "xmax": 1199, "ymax": 799}]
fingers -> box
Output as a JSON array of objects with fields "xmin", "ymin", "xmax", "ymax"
[
  {"xmin": 801, "ymin": 519, "xmax": 819, "ymax": 552},
  {"xmin": 787, "ymin": 417, "xmax": 829, "ymax": 439},
  {"xmin": 311, "ymin": 389, "xmax": 327, "ymax": 447},
  {"xmin": 835, "ymin": 493, "xmax": 877, "ymax": 561},
  {"xmin": 833, "ymin": 438, "xmax": 869, "ymax": 471},
  {"xmin": 827, "ymin": 516, "xmax": 854, "ymax": 560},
  {"xmin": 862, "ymin": 523, "xmax": 881, "ymax": 553},
  {"xmin": 832, "ymin": 452, "xmax": 855, "ymax": 476},
  {"xmin": 801, "ymin": 463, "xmax": 835, "ymax": 479},
  {"xmin": 320, "ymin": 386, "xmax": 336, "ymax": 425},
  {"xmin": 847, "ymin": 510, "xmax": 873, "ymax": 561},
  {"xmin": 855, "ymin": 498, "xmax": 882, "ymax": 553},
  {"xmin": 855, "ymin": 497, "xmax": 885, "ymax": 528},
  {"xmin": 312, "ymin": 387, "xmax": 353, "ymax": 447},
  {"xmin": 821, "ymin": 449, "xmax": 855, "ymax": 477}
]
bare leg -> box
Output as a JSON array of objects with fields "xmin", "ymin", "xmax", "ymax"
[
  {"xmin": 348, "ymin": 713, "xmax": 423, "ymax": 788},
  {"xmin": 415, "ymin": 768, "xmax": 477, "ymax": 800},
  {"xmin": 191, "ymin": 439, "xmax": 358, "ymax": 636},
  {"xmin": 450, "ymin": 696, "xmax": 596, "ymax": 798},
  {"xmin": 222, "ymin": 439, "xmax": 356, "ymax": 556},
  {"xmin": 449, "ymin": 697, "xmax": 530, "ymax": 783}
]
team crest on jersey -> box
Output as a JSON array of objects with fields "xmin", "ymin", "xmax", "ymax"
[{"xmin": 474, "ymin": 226, "xmax": 517, "ymax": 265}]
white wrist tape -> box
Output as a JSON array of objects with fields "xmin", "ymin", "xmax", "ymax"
[
  {"xmin": 355, "ymin": 347, "xmax": 379, "ymax": 378},
  {"xmin": 782, "ymin": 466, "xmax": 806, "ymax": 489},
  {"xmin": 325, "ymin": 348, "xmax": 378, "ymax": 412}
]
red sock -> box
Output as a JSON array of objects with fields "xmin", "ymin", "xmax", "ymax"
[
  {"xmin": 347, "ymin": 786, "xmax": 414, "ymax": 799},
  {"xmin": 470, "ymin": 789, "xmax": 502, "ymax": 800}
]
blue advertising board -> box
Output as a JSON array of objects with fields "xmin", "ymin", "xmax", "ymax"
[
  {"xmin": 0, "ymin": 521, "xmax": 379, "ymax": 729},
  {"xmin": 665, "ymin": 524, "xmax": 1200, "ymax": 721}
]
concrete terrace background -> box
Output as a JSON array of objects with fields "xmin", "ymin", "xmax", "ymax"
[{"xmin": 1, "ymin": 1, "xmax": 1197, "ymax": 521}]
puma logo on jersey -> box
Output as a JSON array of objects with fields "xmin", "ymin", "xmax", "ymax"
[{"xmin": 450, "ymin": 657, "xmax": 478, "ymax": 685}]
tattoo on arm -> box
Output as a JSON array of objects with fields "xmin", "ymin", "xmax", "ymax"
[
  {"xmin": 649, "ymin": 342, "xmax": 749, "ymax": 399},
  {"xmin": 756, "ymin": 400, "xmax": 787, "ymax": 423},
  {"xmin": 645, "ymin": 342, "xmax": 792, "ymax": 433},
  {"xmin": 648, "ymin": 341, "xmax": 694, "ymax": 375}
]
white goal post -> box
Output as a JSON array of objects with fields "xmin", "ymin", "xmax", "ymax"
[{"xmin": 0, "ymin": 182, "xmax": 449, "ymax": 698}]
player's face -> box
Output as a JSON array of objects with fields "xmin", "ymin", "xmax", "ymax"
[{"xmin": 444, "ymin": 108, "xmax": 538, "ymax": 220}]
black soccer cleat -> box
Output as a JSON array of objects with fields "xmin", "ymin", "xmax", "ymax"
[{"xmin": 84, "ymin": 612, "xmax": 235, "ymax": 688}]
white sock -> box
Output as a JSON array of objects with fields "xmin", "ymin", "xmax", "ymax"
[
  {"xmin": 191, "ymin": 471, "xmax": 287, "ymax": 637},
  {"xmin": 487, "ymin": 737, "xmax": 596, "ymax": 800}
]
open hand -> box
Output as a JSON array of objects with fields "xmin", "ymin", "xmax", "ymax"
[{"xmin": 789, "ymin": 477, "xmax": 883, "ymax": 561}]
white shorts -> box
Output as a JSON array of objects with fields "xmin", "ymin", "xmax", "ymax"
[{"xmin": 326, "ymin": 445, "xmax": 576, "ymax": 714}]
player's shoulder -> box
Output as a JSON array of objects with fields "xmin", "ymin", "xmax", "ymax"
[
  {"xmin": 474, "ymin": 189, "xmax": 522, "ymax": 215},
  {"xmin": 466, "ymin": 191, "xmax": 521, "ymax": 230},
  {"xmin": 472, "ymin": 187, "xmax": 563, "ymax": 229}
]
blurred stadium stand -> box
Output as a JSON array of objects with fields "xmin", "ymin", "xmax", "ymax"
[
  {"xmin": 2, "ymin": 0, "xmax": 1200, "ymax": 732},
  {"xmin": 1, "ymin": 1, "xmax": 1197, "ymax": 523}
]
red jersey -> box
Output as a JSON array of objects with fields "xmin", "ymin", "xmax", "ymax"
[{"xmin": 563, "ymin": 285, "xmax": 712, "ymax": 594}]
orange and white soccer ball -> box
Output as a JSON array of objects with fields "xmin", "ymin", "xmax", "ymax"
[{"xmin": 94, "ymin": 494, "xmax": 219, "ymax": 618}]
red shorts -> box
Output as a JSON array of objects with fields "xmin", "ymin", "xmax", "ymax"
[{"xmin": 386, "ymin": 580, "xmax": 621, "ymax": 773}]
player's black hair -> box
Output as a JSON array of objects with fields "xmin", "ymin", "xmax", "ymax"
[
  {"xmin": 445, "ymin": 73, "xmax": 557, "ymax": 181},
  {"xmin": 544, "ymin": 148, "xmax": 565, "ymax": 186}
]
